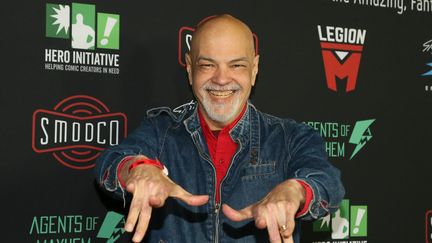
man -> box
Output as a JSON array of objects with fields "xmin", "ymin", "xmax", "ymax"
[{"xmin": 96, "ymin": 14, "xmax": 344, "ymax": 243}]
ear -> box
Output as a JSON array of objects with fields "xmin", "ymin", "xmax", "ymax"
[
  {"xmin": 185, "ymin": 53, "xmax": 193, "ymax": 85},
  {"xmin": 251, "ymin": 54, "xmax": 260, "ymax": 86}
]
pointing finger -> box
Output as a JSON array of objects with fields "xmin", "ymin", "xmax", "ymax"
[
  {"xmin": 170, "ymin": 184, "xmax": 209, "ymax": 206},
  {"xmin": 125, "ymin": 192, "xmax": 147, "ymax": 232},
  {"xmin": 222, "ymin": 204, "xmax": 254, "ymax": 222},
  {"xmin": 132, "ymin": 204, "xmax": 152, "ymax": 242},
  {"xmin": 264, "ymin": 205, "xmax": 282, "ymax": 243}
]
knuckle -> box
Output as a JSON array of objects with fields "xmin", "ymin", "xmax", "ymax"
[
  {"xmin": 282, "ymin": 231, "xmax": 291, "ymax": 239},
  {"xmin": 269, "ymin": 235, "xmax": 280, "ymax": 243},
  {"xmin": 131, "ymin": 199, "xmax": 144, "ymax": 209}
]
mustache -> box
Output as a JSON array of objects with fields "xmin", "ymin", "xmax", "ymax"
[{"xmin": 203, "ymin": 83, "xmax": 241, "ymax": 91}]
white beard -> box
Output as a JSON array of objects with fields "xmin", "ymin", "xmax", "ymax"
[{"xmin": 200, "ymin": 83, "xmax": 243, "ymax": 124}]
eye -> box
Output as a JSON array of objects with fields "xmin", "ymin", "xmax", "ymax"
[
  {"xmin": 231, "ymin": 64, "xmax": 246, "ymax": 69},
  {"xmin": 199, "ymin": 63, "xmax": 215, "ymax": 69}
]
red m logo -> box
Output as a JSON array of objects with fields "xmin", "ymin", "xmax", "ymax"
[{"xmin": 320, "ymin": 42, "xmax": 363, "ymax": 92}]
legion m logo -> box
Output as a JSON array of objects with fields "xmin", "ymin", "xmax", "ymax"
[
  {"xmin": 46, "ymin": 3, "xmax": 120, "ymax": 50},
  {"xmin": 318, "ymin": 25, "xmax": 366, "ymax": 92}
]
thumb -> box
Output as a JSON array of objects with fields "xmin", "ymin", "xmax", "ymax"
[
  {"xmin": 170, "ymin": 184, "xmax": 209, "ymax": 206},
  {"xmin": 222, "ymin": 204, "xmax": 253, "ymax": 222}
]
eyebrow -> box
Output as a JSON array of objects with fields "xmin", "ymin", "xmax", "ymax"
[{"xmin": 196, "ymin": 56, "xmax": 249, "ymax": 63}]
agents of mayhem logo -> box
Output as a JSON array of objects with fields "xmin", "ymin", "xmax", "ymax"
[
  {"xmin": 318, "ymin": 25, "xmax": 366, "ymax": 92},
  {"xmin": 306, "ymin": 119, "xmax": 375, "ymax": 160},
  {"xmin": 97, "ymin": 212, "xmax": 126, "ymax": 243},
  {"xmin": 312, "ymin": 199, "xmax": 368, "ymax": 242},
  {"xmin": 45, "ymin": 3, "xmax": 120, "ymax": 74}
]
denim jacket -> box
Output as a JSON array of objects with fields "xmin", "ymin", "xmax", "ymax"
[{"xmin": 95, "ymin": 101, "xmax": 345, "ymax": 243}]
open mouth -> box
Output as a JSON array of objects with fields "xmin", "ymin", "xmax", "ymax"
[{"xmin": 208, "ymin": 90, "xmax": 236, "ymax": 98}]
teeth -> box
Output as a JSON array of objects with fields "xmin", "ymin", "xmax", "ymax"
[{"xmin": 209, "ymin": 90, "xmax": 234, "ymax": 97}]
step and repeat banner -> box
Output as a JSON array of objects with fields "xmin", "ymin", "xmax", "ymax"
[{"xmin": 2, "ymin": 0, "xmax": 432, "ymax": 242}]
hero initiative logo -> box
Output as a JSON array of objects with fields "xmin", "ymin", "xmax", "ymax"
[
  {"xmin": 45, "ymin": 3, "xmax": 120, "ymax": 74},
  {"xmin": 312, "ymin": 199, "xmax": 368, "ymax": 242},
  {"xmin": 178, "ymin": 24, "xmax": 259, "ymax": 67},
  {"xmin": 32, "ymin": 95, "xmax": 127, "ymax": 170},
  {"xmin": 318, "ymin": 25, "xmax": 366, "ymax": 92}
]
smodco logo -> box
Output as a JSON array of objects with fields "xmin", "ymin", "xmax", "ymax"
[
  {"xmin": 178, "ymin": 25, "xmax": 259, "ymax": 67},
  {"xmin": 318, "ymin": 25, "xmax": 366, "ymax": 92},
  {"xmin": 32, "ymin": 95, "xmax": 127, "ymax": 170}
]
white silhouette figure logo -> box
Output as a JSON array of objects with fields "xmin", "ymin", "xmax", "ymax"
[
  {"xmin": 72, "ymin": 13, "xmax": 95, "ymax": 49},
  {"xmin": 331, "ymin": 210, "xmax": 349, "ymax": 239}
]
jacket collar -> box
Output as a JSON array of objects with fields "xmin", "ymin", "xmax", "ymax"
[{"xmin": 184, "ymin": 101, "xmax": 260, "ymax": 164}]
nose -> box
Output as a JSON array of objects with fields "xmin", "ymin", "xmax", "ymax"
[{"xmin": 212, "ymin": 66, "xmax": 231, "ymax": 85}]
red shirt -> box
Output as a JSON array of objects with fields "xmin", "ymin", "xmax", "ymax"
[
  {"xmin": 198, "ymin": 105, "xmax": 246, "ymax": 202},
  {"xmin": 198, "ymin": 105, "xmax": 313, "ymax": 217}
]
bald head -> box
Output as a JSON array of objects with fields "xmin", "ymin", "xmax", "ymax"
[
  {"xmin": 185, "ymin": 14, "xmax": 260, "ymax": 130},
  {"xmin": 188, "ymin": 14, "xmax": 256, "ymax": 61}
]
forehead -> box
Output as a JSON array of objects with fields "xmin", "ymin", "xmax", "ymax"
[
  {"xmin": 191, "ymin": 19, "xmax": 254, "ymax": 60},
  {"xmin": 198, "ymin": 35, "xmax": 251, "ymax": 59}
]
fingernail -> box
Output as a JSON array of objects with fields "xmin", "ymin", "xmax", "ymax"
[
  {"xmin": 125, "ymin": 223, "xmax": 133, "ymax": 232},
  {"xmin": 133, "ymin": 232, "xmax": 142, "ymax": 242}
]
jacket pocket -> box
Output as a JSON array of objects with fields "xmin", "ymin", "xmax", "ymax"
[{"xmin": 241, "ymin": 160, "xmax": 276, "ymax": 181}]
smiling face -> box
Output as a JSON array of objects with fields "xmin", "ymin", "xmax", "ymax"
[{"xmin": 186, "ymin": 15, "xmax": 259, "ymax": 130}]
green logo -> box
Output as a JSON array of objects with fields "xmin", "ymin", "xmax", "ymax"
[
  {"xmin": 97, "ymin": 13, "xmax": 120, "ymax": 49},
  {"xmin": 313, "ymin": 199, "xmax": 367, "ymax": 239},
  {"xmin": 46, "ymin": 4, "xmax": 70, "ymax": 38},
  {"xmin": 71, "ymin": 3, "xmax": 95, "ymax": 50},
  {"xmin": 96, "ymin": 211, "xmax": 125, "ymax": 243},
  {"xmin": 305, "ymin": 119, "xmax": 375, "ymax": 160},
  {"xmin": 46, "ymin": 2, "xmax": 120, "ymax": 50},
  {"xmin": 349, "ymin": 119, "xmax": 375, "ymax": 159}
]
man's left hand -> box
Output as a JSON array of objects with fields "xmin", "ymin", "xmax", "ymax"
[{"xmin": 222, "ymin": 179, "xmax": 306, "ymax": 243}]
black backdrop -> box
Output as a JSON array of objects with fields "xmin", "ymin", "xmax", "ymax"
[{"xmin": 2, "ymin": 0, "xmax": 432, "ymax": 242}]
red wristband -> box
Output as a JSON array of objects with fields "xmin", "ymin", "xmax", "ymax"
[
  {"xmin": 128, "ymin": 158, "xmax": 164, "ymax": 173},
  {"xmin": 117, "ymin": 156, "xmax": 135, "ymax": 188},
  {"xmin": 117, "ymin": 157, "xmax": 165, "ymax": 189},
  {"xmin": 295, "ymin": 180, "xmax": 314, "ymax": 218}
]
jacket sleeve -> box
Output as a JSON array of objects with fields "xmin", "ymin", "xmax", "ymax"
[
  {"xmin": 94, "ymin": 117, "xmax": 161, "ymax": 201},
  {"xmin": 285, "ymin": 122, "xmax": 345, "ymax": 220}
]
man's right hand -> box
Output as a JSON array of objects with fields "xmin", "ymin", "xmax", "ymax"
[{"xmin": 120, "ymin": 156, "xmax": 209, "ymax": 242}]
